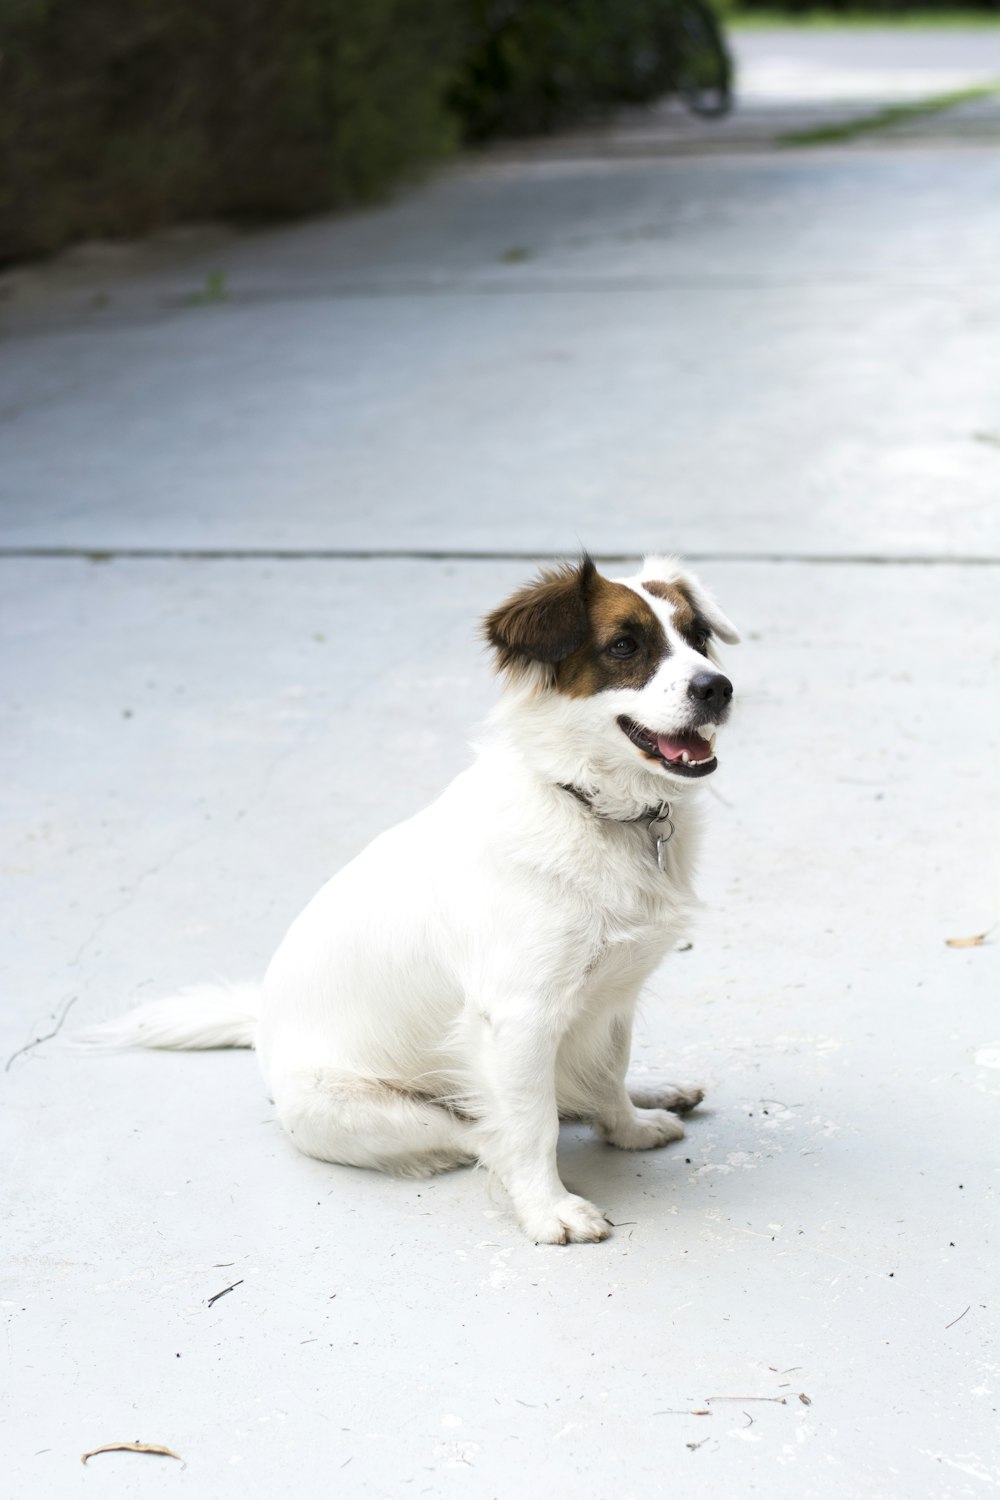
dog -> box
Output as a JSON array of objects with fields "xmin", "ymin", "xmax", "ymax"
[{"xmin": 89, "ymin": 554, "xmax": 739, "ymax": 1243}]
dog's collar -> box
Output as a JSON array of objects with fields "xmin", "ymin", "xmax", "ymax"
[
  {"xmin": 557, "ymin": 782, "xmax": 663, "ymax": 823},
  {"xmin": 557, "ymin": 783, "xmax": 675, "ymax": 871}
]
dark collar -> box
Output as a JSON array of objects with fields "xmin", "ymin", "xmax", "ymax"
[{"xmin": 557, "ymin": 782, "xmax": 670, "ymax": 826}]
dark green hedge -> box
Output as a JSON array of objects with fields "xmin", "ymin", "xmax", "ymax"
[
  {"xmin": 453, "ymin": 0, "xmax": 710, "ymax": 139},
  {"xmin": 0, "ymin": 0, "xmax": 461, "ymax": 264},
  {"xmin": 0, "ymin": 0, "xmax": 729, "ymax": 265}
]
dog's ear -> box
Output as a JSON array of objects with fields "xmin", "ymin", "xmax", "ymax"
[
  {"xmin": 642, "ymin": 555, "xmax": 740, "ymax": 645},
  {"xmin": 484, "ymin": 555, "xmax": 595, "ymax": 673},
  {"xmin": 682, "ymin": 571, "xmax": 740, "ymax": 645}
]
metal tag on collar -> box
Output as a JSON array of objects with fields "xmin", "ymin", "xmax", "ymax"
[{"xmin": 647, "ymin": 801, "xmax": 674, "ymax": 872}]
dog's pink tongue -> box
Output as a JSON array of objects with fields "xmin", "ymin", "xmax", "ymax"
[{"xmin": 656, "ymin": 731, "xmax": 713, "ymax": 763}]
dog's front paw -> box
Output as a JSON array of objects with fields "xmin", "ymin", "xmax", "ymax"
[
  {"xmin": 628, "ymin": 1082, "xmax": 705, "ymax": 1115},
  {"xmin": 519, "ymin": 1194, "xmax": 612, "ymax": 1245},
  {"xmin": 600, "ymin": 1107, "xmax": 685, "ymax": 1151}
]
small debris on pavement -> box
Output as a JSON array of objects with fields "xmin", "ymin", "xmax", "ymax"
[
  {"xmin": 945, "ymin": 929, "xmax": 992, "ymax": 948},
  {"xmin": 81, "ymin": 1442, "xmax": 181, "ymax": 1465},
  {"xmin": 4, "ymin": 995, "xmax": 77, "ymax": 1073},
  {"xmin": 706, "ymin": 1396, "xmax": 787, "ymax": 1405},
  {"xmin": 207, "ymin": 1278, "xmax": 243, "ymax": 1307}
]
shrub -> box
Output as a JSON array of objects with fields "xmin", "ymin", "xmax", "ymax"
[
  {"xmin": 0, "ymin": 0, "xmax": 462, "ymax": 264},
  {"xmin": 452, "ymin": 0, "xmax": 708, "ymax": 139},
  {"xmin": 0, "ymin": 0, "xmax": 732, "ymax": 264}
]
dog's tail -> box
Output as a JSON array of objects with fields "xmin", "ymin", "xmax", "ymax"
[{"xmin": 78, "ymin": 981, "xmax": 259, "ymax": 1051}]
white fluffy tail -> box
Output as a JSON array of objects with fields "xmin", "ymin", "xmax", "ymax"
[{"xmin": 78, "ymin": 981, "xmax": 259, "ymax": 1051}]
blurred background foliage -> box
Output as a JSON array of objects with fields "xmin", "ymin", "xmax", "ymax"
[
  {"xmin": 0, "ymin": 0, "xmax": 995, "ymax": 264},
  {"xmin": 720, "ymin": 0, "xmax": 998, "ymax": 10},
  {"xmin": 453, "ymin": 0, "xmax": 727, "ymax": 138},
  {"xmin": 2, "ymin": 0, "xmax": 733, "ymax": 263},
  {"xmin": 0, "ymin": 0, "xmax": 460, "ymax": 263}
]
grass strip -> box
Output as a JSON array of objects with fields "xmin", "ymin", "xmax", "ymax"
[
  {"xmin": 777, "ymin": 80, "xmax": 1000, "ymax": 144},
  {"xmin": 724, "ymin": 10, "xmax": 1000, "ymax": 28}
]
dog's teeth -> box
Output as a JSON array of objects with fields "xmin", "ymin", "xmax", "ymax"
[
  {"xmin": 680, "ymin": 750, "xmax": 691, "ymax": 764},
  {"xmin": 708, "ymin": 734, "xmax": 716, "ymax": 750}
]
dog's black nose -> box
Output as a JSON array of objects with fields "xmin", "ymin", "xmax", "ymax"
[{"xmin": 687, "ymin": 671, "xmax": 733, "ymax": 708}]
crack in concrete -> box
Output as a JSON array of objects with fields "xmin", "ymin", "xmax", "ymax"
[
  {"xmin": 0, "ymin": 547, "xmax": 997, "ymax": 566},
  {"xmin": 65, "ymin": 821, "xmax": 218, "ymax": 973}
]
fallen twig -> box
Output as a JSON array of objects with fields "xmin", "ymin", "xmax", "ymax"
[
  {"xmin": 5, "ymin": 996, "xmax": 77, "ymax": 1073},
  {"xmin": 706, "ymin": 1396, "xmax": 787, "ymax": 1405},
  {"xmin": 207, "ymin": 1278, "xmax": 243, "ymax": 1308},
  {"xmin": 945, "ymin": 1305, "xmax": 970, "ymax": 1330},
  {"xmin": 81, "ymin": 1442, "xmax": 180, "ymax": 1466}
]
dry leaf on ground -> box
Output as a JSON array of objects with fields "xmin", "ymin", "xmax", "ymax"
[
  {"xmin": 945, "ymin": 931, "xmax": 992, "ymax": 949},
  {"xmin": 81, "ymin": 1442, "xmax": 182, "ymax": 1465}
]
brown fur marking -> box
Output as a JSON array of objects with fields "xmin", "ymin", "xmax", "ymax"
[
  {"xmin": 485, "ymin": 559, "xmax": 670, "ymax": 696},
  {"xmin": 556, "ymin": 575, "xmax": 667, "ymax": 698},
  {"xmin": 642, "ymin": 579, "xmax": 708, "ymax": 650},
  {"xmin": 484, "ymin": 558, "xmax": 594, "ymax": 671}
]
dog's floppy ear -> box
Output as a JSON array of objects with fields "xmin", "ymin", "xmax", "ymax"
[
  {"xmin": 642, "ymin": 555, "xmax": 740, "ymax": 645},
  {"xmin": 683, "ymin": 571, "xmax": 740, "ymax": 645},
  {"xmin": 484, "ymin": 555, "xmax": 595, "ymax": 673}
]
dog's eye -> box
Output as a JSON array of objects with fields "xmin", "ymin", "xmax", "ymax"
[
  {"xmin": 607, "ymin": 636, "xmax": 638, "ymax": 658},
  {"xmin": 690, "ymin": 626, "xmax": 711, "ymax": 654}
]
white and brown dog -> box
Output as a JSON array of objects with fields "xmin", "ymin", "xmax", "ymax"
[{"xmin": 91, "ymin": 555, "xmax": 739, "ymax": 1244}]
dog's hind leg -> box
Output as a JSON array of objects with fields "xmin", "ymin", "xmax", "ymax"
[
  {"xmin": 273, "ymin": 1069, "xmax": 476, "ymax": 1179},
  {"xmin": 627, "ymin": 1081, "xmax": 704, "ymax": 1115}
]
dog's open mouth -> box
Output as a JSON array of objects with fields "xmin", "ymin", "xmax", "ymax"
[{"xmin": 618, "ymin": 716, "xmax": 718, "ymax": 778}]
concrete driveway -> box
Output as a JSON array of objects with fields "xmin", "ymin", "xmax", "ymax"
[{"xmin": 2, "ymin": 28, "xmax": 998, "ymax": 1500}]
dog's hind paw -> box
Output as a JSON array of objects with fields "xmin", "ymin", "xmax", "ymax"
[
  {"xmin": 520, "ymin": 1194, "xmax": 612, "ymax": 1245},
  {"xmin": 628, "ymin": 1081, "xmax": 705, "ymax": 1115}
]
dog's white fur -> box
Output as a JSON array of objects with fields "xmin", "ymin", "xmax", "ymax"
[{"xmin": 88, "ymin": 556, "xmax": 738, "ymax": 1244}]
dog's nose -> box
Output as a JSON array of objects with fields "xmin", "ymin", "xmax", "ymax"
[{"xmin": 687, "ymin": 671, "xmax": 733, "ymax": 708}]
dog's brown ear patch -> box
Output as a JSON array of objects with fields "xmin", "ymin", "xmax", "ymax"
[{"xmin": 485, "ymin": 556, "xmax": 595, "ymax": 672}]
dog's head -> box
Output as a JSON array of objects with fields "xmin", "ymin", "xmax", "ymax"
[{"xmin": 484, "ymin": 554, "xmax": 739, "ymax": 798}]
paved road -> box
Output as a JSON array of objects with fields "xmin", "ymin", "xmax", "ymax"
[
  {"xmin": 3, "ymin": 39, "xmax": 999, "ymax": 560},
  {"xmin": 2, "ymin": 29, "xmax": 998, "ymax": 1500}
]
